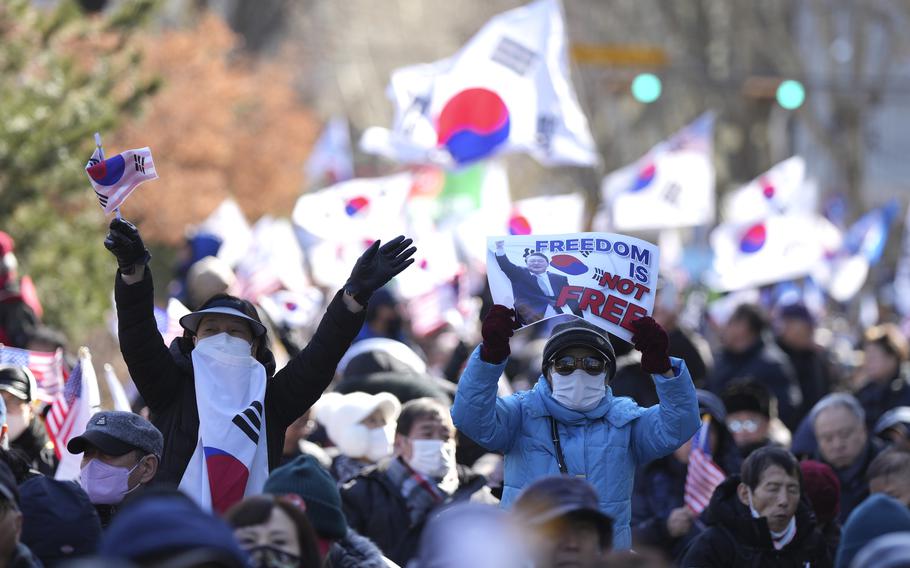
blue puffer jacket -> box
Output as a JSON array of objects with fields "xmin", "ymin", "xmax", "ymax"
[{"xmin": 451, "ymin": 347, "xmax": 700, "ymax": 549}]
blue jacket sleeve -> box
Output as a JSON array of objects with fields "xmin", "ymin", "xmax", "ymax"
[
  {"xmin": 630, "ymin": 357, "xmax": 700, "ymax": 465},
  {"xmin": 451, "ymin": 346, "xmax": 522, "ymax": 453}
]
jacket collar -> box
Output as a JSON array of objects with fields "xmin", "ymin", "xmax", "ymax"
[{"xmin": 526, "ymin": 377, "xmax": 644, "ymax": 427}]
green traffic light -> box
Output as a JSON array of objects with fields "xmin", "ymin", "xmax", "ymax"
[
  {"xmin": 631, "ymin": 73, "xmax": 662, "ymax": 104},
  {"xmin": 776, "ymin": 79, "xmax": 805, "ymax": 110}
]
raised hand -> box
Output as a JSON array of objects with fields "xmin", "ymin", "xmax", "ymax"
[
  {"xmin": 343, "ymin": 236, "xmax": 416, "ymax": 304},
  {"xmin": 630, "ymin": 316, "xmax": 671, "ymax": 374},
  {"xmin": 104, "ymin": 218, "xmax": 151, "ymax": 275},
  {"xmin": 480, "ymin": 305, "xmax": 520, "ymax": 363}
]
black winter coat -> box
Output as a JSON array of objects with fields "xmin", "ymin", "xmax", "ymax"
[
  {"xmin": 681, "ymin": 475, "xmax": 832, "ymax": 568},
  {"xmin": 115, "ymin": 270, "xmax": 364, "ymax": 485},
  {"xmin": 340, "ymin": 460, "xmax": 491, "ymax": 566}
]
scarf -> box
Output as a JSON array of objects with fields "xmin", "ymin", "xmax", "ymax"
[
  {"xmin": 386, "ymin": 457, "xmax": 458, "ymax": 526},
  {"xmin": 178, "ymin": 340, "xmax": 270, "ymax": 514}
]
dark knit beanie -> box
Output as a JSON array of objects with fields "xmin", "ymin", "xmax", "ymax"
[
  {"xmin": 799, "ymin": 460, "xmax": 840, "ymax": 525},
  {"xmin": 263, "ymin": 455, "xmax": 347, "ymax": 540}
]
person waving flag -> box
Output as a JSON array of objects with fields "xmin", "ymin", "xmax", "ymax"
[{"xmin": 85, "ymin": 139, "xmax": 158, "ymax": 214}]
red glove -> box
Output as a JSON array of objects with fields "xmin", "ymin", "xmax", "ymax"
[
  {"xmin": 630, "ymin": 316, "xmax": 671, "ymax": 374},
  {"xmin": 480, "ymin": 305, "xmax": 520, "ymax": 363}
]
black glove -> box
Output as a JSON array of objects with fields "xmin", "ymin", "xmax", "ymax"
[
  {"xmin": 343, "ymin": 235, "xmax": 416, "ymax": 304},
  {"xmin": 104, "ymin": 218, "xmax": 151, "ymax": 275}
]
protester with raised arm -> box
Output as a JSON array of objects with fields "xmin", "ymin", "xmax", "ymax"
[{"xmin": 106, "ymin": 217, "xmax": 415, "ymax": 513}]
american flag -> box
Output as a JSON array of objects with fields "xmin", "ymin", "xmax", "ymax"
[
  {"xmin": 684, "ymin": 415, "xmax": 727, "ymax": 514},
  {"xmin": 0, "ymin": 345, "xmax": 64, "ymax": 402},
  {"xmin": 46, "ymin": 359, "xmax": 83, "ymax": 459}
]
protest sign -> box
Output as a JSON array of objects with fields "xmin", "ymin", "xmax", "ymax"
[{"xmin": 487, "ymin": 232, "xmax": 659, "ymax": 341}]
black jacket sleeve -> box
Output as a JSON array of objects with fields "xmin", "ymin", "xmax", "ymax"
[
  {"xmin": 114, "ymin": 269, "xmax": 182, "ymax": 414},
  {"xmin": 268, "ymin": 290, "xmax": 365, "ymax": 430}
]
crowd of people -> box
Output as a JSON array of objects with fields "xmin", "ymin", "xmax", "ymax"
[{"xmin": 0, "ymin": 217, "xmax": 909, "ymax": 568}]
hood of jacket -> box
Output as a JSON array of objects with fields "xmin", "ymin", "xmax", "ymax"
[{"xmin": 701, "ymin": 474, "xmax": 819, "ymax": 551}]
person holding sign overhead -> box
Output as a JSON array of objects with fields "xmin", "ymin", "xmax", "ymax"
[{"xmin": 451, "ymin": 306, "xmax": 699, "ymax": 550}]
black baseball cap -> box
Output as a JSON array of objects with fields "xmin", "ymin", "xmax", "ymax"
[
  {"xmin": 0, "ymin": 365, "xmax": 36, "ymax": 402},
  {"xmin": 513, "ymin": 476, "xmax": 612, "ymax": 532}
]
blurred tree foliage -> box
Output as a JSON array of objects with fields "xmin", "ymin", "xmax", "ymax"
[
  {"xmin": 0, "ymin": 0, "xmax": 160, "ymax": 343},
  {"xmin": 112, "ymin": 15, "xmax": 320, "ymax": 245}
]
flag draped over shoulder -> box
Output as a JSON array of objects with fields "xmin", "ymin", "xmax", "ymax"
[
  {"xmin": 597, "ymin": 113, "xmax": 715, "ymax": 231},
  {"xmin": 684, "ymin": 415, "xmax": 726, "ymax": 514},
  {"xmin": 85, "ymin": 147, "xmax": 158, "ymax": 214},
  {"xmin": 361, "ymin": 0, "xmax": 597, "ymax": 167},
  {"xmin": 0, "ymin": 345, "xmax": 64, "ymax": 403}
]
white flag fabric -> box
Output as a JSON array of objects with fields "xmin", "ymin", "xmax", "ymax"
[
  {"xmin": 103, "ymin": 364, "xmax": 133, "ymax": 413},
  {"xmin": 306, "ymin": 117, "xmax": 354, "ymax": 185},
  {"xmin": 195, "ymin": 199, "xmax": 253, "ymax": 269},
  {"xmin": 487, "ymin": 232, "xmax": 659, "ymax": 341},
  {"xmin": 178, "ymin": 341, "xmax": 270, "ymax": 514},
  {"xmin": 293, "ymin": 173, "xmax": 413, "ymax": 287},
  {"xmin": 723, "ymin": 156, "xmax": 814, "ymax": 223},
  {"xmin": 363, "ymin": 0, "xmax": 597, "ymax": 167},
  {"xmin": 54, "ymin": 348, "xmax": 100, "ymax": 481},
  {"xmin": 85, "ymin": 147, "xmax": 158, "ymax": 214},
  {"xmin": 233, "ymin": 217, "xmax": 311, "ymax": 301},
  {"xmin": 508, "ymin": 193, "xmax": 586, "ymax": 235},
  {"xmin": 706, "ymin": 215, "xmax": 841, "ymax": 291},
  {"xmin": 598, "ymin": 113, "xmax": 715, "ymax": 231},
  {"xmin": 293, "ymin": 173, "xmax": 412, "ymax": 243}
]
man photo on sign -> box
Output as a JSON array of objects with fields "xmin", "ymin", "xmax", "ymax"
[
  {"xmin": 105, "ymin": 217, "xmax": 416, "ymax": 514},
  {"xmin": 494, "ymin": 240, "xmax": 573, "ymax": 326},
  {"xmin": 451, "ymin": 306, "xmax": 700, "ymax": 549}
]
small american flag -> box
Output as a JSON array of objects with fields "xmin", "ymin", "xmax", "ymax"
[
  {"xmin": 46, "ymin": 360, "xmax": 83, "ymax": 459},
  {"xmin": 0, "ymin": 345, "xmax": 64, "ymax": 402},
  {"xmin": 684, "ymin": 415, "xmax": 727, "ymax": 514}
]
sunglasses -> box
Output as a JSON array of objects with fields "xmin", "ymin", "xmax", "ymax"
[{"xmin": 550, "ymin": 355, "xmax": 607, "ymax": 376}]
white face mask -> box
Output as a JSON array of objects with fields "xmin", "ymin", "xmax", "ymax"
[
  {"xmin": 195, "ymin": 332, "xmax": 252, "ymax": 358},
  {"xmin": 550, "ymin": 370, "xmax": 606, "ymax": 411},
  {"xmin": 408, "ymin": 439, "xmax": 456, "ymax": 479},
  {"xmin": 333, "ymin": 423, "xmax": 394, "ymax": 463},
  {"xmin": 365, "ymin": 425, "xmax": 395, "ymax": 463}
]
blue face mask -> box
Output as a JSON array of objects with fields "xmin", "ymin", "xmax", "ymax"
[{"xmin": 80, "ymin": 458, "xmax": 142, "ymax": 505}]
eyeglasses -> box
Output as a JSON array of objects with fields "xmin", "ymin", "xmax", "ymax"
[
  {"xmin": 728, "ymin": 418, "xmax": 760, "ymax": 433},
  {"xmin": 550, "ymin": 355, "xmax": 607, "ymax": 376}
]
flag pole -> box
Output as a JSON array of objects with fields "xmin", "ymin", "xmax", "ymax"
[{"xmin": 94, "ymin": 132, "xmax": 121, "ymax": 219}]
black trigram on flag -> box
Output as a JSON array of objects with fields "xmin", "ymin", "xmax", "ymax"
[
  {"xmin": 133, "ymin": 155, "xmax": 146, "ymax": 174},
  {"xmin": 232, "ymin": 401, "xmax": 264, "ymax": 444},
  {"xmin": 491, "ymin": 36, "xmax": 537, "ymax": 76},
  {"xmin": 94, "ymin": 190, "xmax": 109, "ymax": 207}
]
